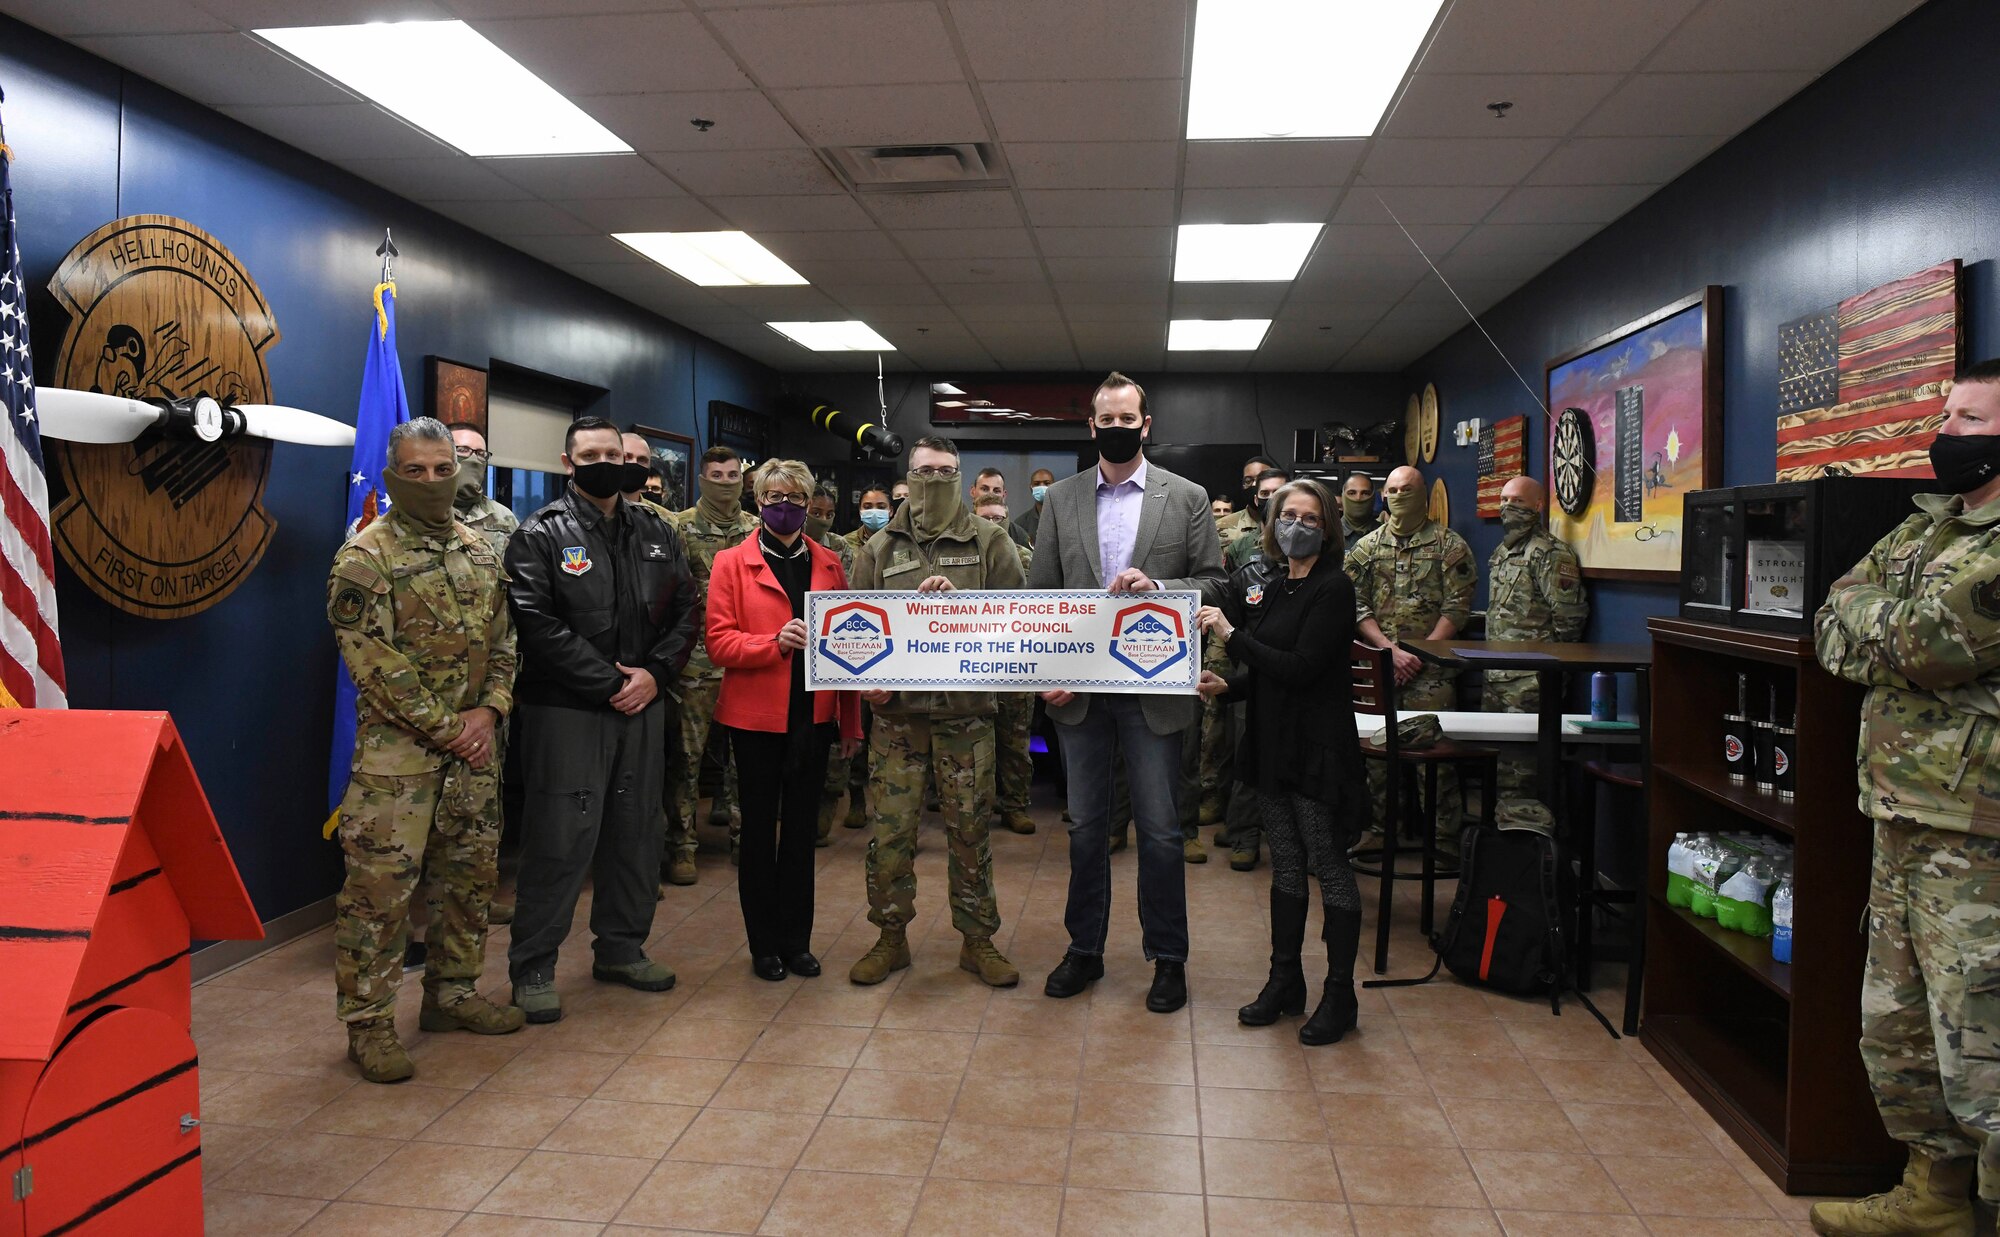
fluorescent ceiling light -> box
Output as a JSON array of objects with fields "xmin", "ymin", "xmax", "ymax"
[
  {"xmin": 767, "ymin": 321, "xmax": 896, "ymax": 352},
  {"xmin": 614, "ymin": 231, "xmax": 806, "ymax": 287},
  {"xmin": 255, "ymin": 21, "xmax": 631, "ymax": 157},
  {"xmin": 931, "ymin": 382, "xmax": 967, "ymax": 395},
  {"xmin": 1168, "ymin": 319, "xmax": 1271, "ymax": 351},
  {"xmin": 1175, "ymin": 223, "xmax": 1322, "ymax": 282},
  {"xmin": 1186, "ymin": 0, "xmax": 1446, "ymax": 139}
]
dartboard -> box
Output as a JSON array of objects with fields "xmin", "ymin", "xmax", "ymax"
[{"xmin": 1552, "ymin": 407, "xmax": 1596, "ymax": 517}]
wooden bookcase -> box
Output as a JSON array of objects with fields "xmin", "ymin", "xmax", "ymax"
[{"xmin": 1641, "ymin": 617, "xmax": 1900, "ymax": 1195}]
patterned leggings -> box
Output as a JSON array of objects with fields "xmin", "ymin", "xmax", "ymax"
[{"xmin": 1262, "ymin": 792, "xmax": 1360, "ymax": 911}]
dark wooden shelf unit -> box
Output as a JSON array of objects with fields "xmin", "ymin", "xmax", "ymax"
[{"xmin": 1642, "ymin": 617, "xmax": 1899, "ymax": 1196}]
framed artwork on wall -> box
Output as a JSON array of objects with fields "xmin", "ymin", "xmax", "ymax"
[
  {"xmin": 632, "ymin": 426, "xmax": 695, "ymax": 512},
  {"xmin": 427, "ymin": 356, "xmax": 489, "ymax": 438},
  {"xmin": 1544, "ymin": 287, "xmax": 1722, "ymax": 581}
]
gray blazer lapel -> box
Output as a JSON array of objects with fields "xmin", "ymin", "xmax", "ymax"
[
  {"xmin": 1127, "ymin": 466, "xmax": 1170, "ymax": 572},
  {"xmin": 1075, "ymin": 472, "xmax": 1103, "ymax": 586}
]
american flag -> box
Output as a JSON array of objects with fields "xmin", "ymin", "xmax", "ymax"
[
  {"xmin": 0, "ymin": 124, "xmax": 67, "ymax": 709},
  {"xmin": 1475, "ymin": 414, "xmax": 1526, "ymax": 518},
  {"xmin": 1775, "ymin": 260, "xmax": 1960, "ymax": 481}
]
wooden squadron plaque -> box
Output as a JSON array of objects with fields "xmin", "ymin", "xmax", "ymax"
[{"xmin": 46, "ymin": 216, "xmax": 281, "ymax": 619}]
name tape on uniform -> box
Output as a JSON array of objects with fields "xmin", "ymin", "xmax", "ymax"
[{"xmin": 804, "ymin": 590, "xmax": 1202, "ymax": 694}]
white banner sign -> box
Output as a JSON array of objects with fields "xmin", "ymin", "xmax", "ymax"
[{"xmin": 804, "ymin": 590, "xmax": 1202, "ymax": 694}]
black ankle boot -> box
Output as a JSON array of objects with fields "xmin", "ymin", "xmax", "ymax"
[
  {"xmin": 1301, "ymin": 906, "xmax": 1361, "ymax": 1046},
  {"xmin": 1239, "ymin": 889, "xmax": 1309, "ymax": 1026}
]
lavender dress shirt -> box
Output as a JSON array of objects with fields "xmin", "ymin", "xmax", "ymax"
[{"xmin": 1094, "ymin": 458, "xmax": 1148, "ymax": 584}]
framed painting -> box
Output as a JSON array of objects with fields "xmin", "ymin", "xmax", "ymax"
[
  {"xmin": 632, "ymin": 426, "xmax": 694, "ymax": 512},
  {"xmin": 427, "ymin": 357, "xmax": 488, "ymax": 437},
  {"xmin": 1544, "ymin": 287, "xmax": 1722, "ymax": 581}
]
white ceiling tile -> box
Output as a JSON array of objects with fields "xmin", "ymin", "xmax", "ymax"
[
  {"xmin": 1285, "ymin": 270, "xmax": 1427, "ymax": 303},
  {"xmin": 346, "ymin": 156, "xmax": 536, "ymax": 202},
  {"xmin": 1272, "ymin": 303, "xmax": 1389, "ymax": 329},
  {"xmin": 1006, "ymin": 142, "xmax": 1179, "ymax": 191},
  {"xmin": 893, "ymin": 228, "xmax": 1038, "ymax": 259},
  {"xmin": 199, "ymin": 0, "xmax": 453, "ymax": 23},
  {"xmin": 1484, "ymin": 183, "xmax": 1657, "ymax": 225},
  {"xmin": 3, "ymin": 0, "xmax": 226, "ymax": 35},
  {"xmin": 1645, "ymin": 0, "xmax": 1922, "ymax": 72},
  {"xmin": 1360, "ymin": 138, "xmax": 1562, "ymax": 186},
  {"xmin": 707, "ymin": 285, "xmax": 846, "ymax": 315},
  {"xmin": 952, "ymin": 303, "xmax": 1068, "ymax": 325},
  {"xmin": 1035, "ymin": 226, "xmax": 1174, "ymax": 258},
  {"xmin": 1384, "ymin": 73, "xmax": 1623, "ymax": 138},
  {"xmin": 442, "ymin": 0, "xmax": 687, "ymax": 14},
  {"xmin": 1057, "ymin": 289, "xmax": 1171, "ymax": 320},
  {"xmin": 862, "ymin": 190, "xmax": 1024, "ymax": 230},
  {"xmin": 219, "ymin": 103, "xmax": 454, "ymax": 158},
  {"xmin": 1260, "ymin": 321, "xmax": 1367, "ymax": 353},
  {"xmin": 473, "ymin": 12, "xmax": 749, "ymax": 95},
  {"xmin": 932, "ymin": 282, "xmax": 1057, "ymax": 306},
  {"xmin": 1070, "ymin": 323, "xmax": 1168, "ymax": 352},
  {"xmin": 704, "ymin": 194, "xmax": 879, "ymax": 230},
  {"xmin": 509, "ymin": 233, "xmax": 648, "ymax": 267},
  {"xmin": 1181, "ymin": 140, "xmax": 1365, "ymax": 189},
  {"xmin": 1578, "ymin": 71, "xmax": 1817, "ymax": 136},
  {"xmin": 487, "ymin": 154, "xmax": 686, "ymax": 199},
  {"xmin": 649, "ymin": 148, "xmax": 841, "ymax": 195},
  {"xmin": 848, "ymin": 304, "xmax": 958, "ymax": 323},
  {"xmin": 73, "ymin": 31, "xmax": 357, "ymax": 107},
  {"xmin": 1398, "ymin": 276, "xmax": 1520, "ymax": 310},
  {"xmin": 705, "ymin": 3, "xmax": 962, "ymax": 89},
  {"xmin": 1170, "ymin": 283, "xmax": 1288, "ymax": 314},
  {"xmin": 557, "ymin": 196, "xmax": 729, "ymax": 231},
  {"xmin": 982, "ymin": 79, "xmax": 1184, "ymax": 142},
  {"xmin": 759, "ymin": 230, "xmax": 905, "ymax": 260},
  {"xmin": 788, "ymin": 257, "xmax": 928, "ymax": 285},
  {"xmin": 949, "ymin": 0, "xmax": 1187, "ymax": 81},
  {"xmin": 1435, "ymin": 248, "xmax": 1563, "ymax": 283},
  {"xmin": 1042, "ymin": 256, "xmax": 1168, "ymax": 283},
  {"xmin": 1332, "ymin": 185, "xmax": 1512, "ymax": 226},
  {"xmin": 1178, "ymin": 186, "xmax": 1339, "ymax": 224},
  {"xmin": 1448, "ymin": 221, "xmax": 1604, "ymax": 256},
  {"xmin": 1419, "ymin": 0, "xmax": 1706, "ymax": 73},
  {"xmin": 431, "ymin": 198, "xmax": 596, "ymax": 234},
  {"xmin": 1020, "ymin": 189, "xmax": 1177, "ymax": 228},
  {"xmin": 581, "ymin": 91, "xmax": 806, "ymax": 151},
  {"xmin": 1526, "ymin": 135, "xmax": 1723, "ymax": 185},
  {"xmin": 771, "ymin": 83, "xmax": 988, "ymax": 146},
  {"xmin": 1334, "ymin": 340, "xmax": 1426, "ymax": 370},
  {"xmin": 832, "ymin": 284, "xmax": 945, "ymax": 305},
  {"xmin": 916, "ymin": 257, "xmax": 1046, "ymax": 283},
  {"xmin": 1315, "ymin": 223, "xmax": 1468, "ymax": 257}
]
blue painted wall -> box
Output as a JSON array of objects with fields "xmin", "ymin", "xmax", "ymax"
[
  {"xmin": 2, "ymin": 19, "xmax": 778, "ymax": 923},
  {"xmin": 1403, "ymin": 0, "xmax": 1992, "ymax": 644}
]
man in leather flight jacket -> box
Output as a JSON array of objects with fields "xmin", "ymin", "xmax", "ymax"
[{"xmin": 504, "ymin": 416, "xmax": 698, "ymax": 1025}]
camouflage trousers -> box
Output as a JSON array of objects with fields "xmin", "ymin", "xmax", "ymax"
[
  {"xmin": 1482, "ymin": 669, "xmax": 1539, "ymax": 802},
  {"xmin": 669, "ymin": 670, "xmax": 739, "ymax": 858},
  {"xmin": 866, "ymin": 713, "xmax": 1000, "ymax": 937},
  {"xmin": 819, "ymin": 707, "xmax": 871, "ymax": 839},
  {"xmin": 334, "ymin": 766, "xmax": 500, "ymax": 1024},
  {"xmin": 1860, "ymin": 821, "xmax": 2000, "ymax": 1202},
  {"xmin": 1368, "ymin": 670, "xmax": 1460, "ymax": 841},
  {"xmin": 995, "ymin": 693, "xmax": 1035, "ymax": 818},
  {"xmin": 1200, "ymin": 695, "xmax": 1232, "ymax": 801}
]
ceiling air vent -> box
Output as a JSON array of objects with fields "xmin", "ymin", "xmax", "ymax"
[{"xmin": 822, "ymin": 143, "xmax": 1010, "ymax": 194}]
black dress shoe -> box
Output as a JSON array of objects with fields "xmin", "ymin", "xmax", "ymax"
[
  {"xmin": 752, "ymin": 955, "xmax": 788, "ymax": 982},
  {"xmin": 1043, "ymin": 951, "xmax": 1104, "ymax": 998},
  {"xmin": 1147, "ymin": 961, "xmax": 1188, "ymax": 1013},
  {"xmin": 785, "ymin": 952, "xmax": 821, "ymax": 978}
]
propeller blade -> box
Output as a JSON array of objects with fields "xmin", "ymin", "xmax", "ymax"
[
  {"xmin": 232, "ymin": 404, "xmax": 357, "ymax": 448},
  {"xmin": 34, "ymin": 389, "xmax": 163, "ymax": 444}
]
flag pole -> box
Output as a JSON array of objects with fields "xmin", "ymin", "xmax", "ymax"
[{"xmin": 375, "ymin": 227, "xmax": 397, "ymax": 285}]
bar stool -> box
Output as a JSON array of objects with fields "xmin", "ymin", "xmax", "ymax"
[
  {"xmin": 1573, "ymin": 757, "xmax": 1645, "ymax": 1026},
  {"xmin": 1348, "ymin": 642, "xmax": 1499, "ymax": 974}
]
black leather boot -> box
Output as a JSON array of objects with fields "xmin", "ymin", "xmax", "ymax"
[
  {"xmin": 1238, "ymin": 889, "xmax": 1309, "ymax": 1026},
  {"xmin": 1301, "ymin": 906, "xmax": 1361, "ymax": 1046}
]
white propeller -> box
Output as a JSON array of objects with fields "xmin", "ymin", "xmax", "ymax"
[{"xmin": 36, "ymin": 388, "xmax": 356, "ymax": 448}]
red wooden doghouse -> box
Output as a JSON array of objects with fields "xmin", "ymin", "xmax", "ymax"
[{"xmin": 1, "ymin": 711, "xmax": 262, "ymax": 1237}]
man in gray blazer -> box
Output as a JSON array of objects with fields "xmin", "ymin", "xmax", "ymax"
[{"xmin": 1027, "ymin": 372, "xmax": 1226, "ymax": 1013}]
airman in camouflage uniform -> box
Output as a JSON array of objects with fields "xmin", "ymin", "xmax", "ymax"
[
  {"xmin": 977, "ymin": 495, "xmax": 1037, "ymax": 836},
  {"xmin": 448, "ymin": 425, "xmax": 520, "ymax": 925},
  {"xmin": 1339, "ymin": 473, "xmax": 1378, "ymax": 555},
  {"xmin": 1215, "ymin": 454, "xmax": 1277, "ymax": 554},
  {"xmin": 329, "ymin": 418, "xmax": 524, "ymax": 1084},
  {"xmin": 1482, "ymin": 476, "xmax": 1587, "ymax": 801},
  {"xmin": 1809, "ymin": 372, "xmax": 2000, "ymax": 1236},
  {"xmin": 665, "ymin": 449, "xmax": 757, "ymax": 884},
  {"xmin": 1348, "ymin": 466, "xmax": 1476, "ymax": 842},
  {"xmin": 1202, "ymin": 469, "xmax": 1289, "ymax": 864},
  {"xmin": 807, "ymin": 487, "xmax": 864, "ymax": 844},
  {"xmin": 849, "ymin": 439, "xmax": 1024, "ymax": 989}
]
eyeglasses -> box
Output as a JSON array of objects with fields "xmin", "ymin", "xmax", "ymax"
[
  {"xmin": 1275, "ymin": 514, "xmax": 1324, "ymax": 530},
  {"xmin": 761, "ymin": 493, "xmax": 808, "ymax": 507},
  {"xmin": 454, "ymin": 445, "xmax": 488, "ymax": 460},
  {"xmin": 908, "ymin": 466, "xmax": 960, "ymax": 480}
]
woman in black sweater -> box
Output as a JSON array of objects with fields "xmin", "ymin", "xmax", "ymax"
[{"xmin": 1197, "ymin": 478, "xmax": 1367, "ymax": 1045}]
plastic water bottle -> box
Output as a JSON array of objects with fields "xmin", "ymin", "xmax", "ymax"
[
  {"xmin": 1665, "ymin": 833, "xmax": 1696, "ymax": 908},
  {"xmin": 1692, "ymin": 839, "xmax": 1744, "ymax": 921},
  {"xmin": 1770, "ymin": 877, "xmax": 1794, "ymax": 963},
  {"xmin": 1717, "ymin": 858, "xmax": 1775, "ymax": 936}
]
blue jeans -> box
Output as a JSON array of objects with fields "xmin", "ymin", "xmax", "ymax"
[{"xmin": 1056, "ymin": 695, "xmax": 1189, "ymax": 963}]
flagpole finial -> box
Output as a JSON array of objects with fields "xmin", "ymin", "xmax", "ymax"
[{"xmin": 375, "ymin": 228, "xmax": 399, "ymax": 284}]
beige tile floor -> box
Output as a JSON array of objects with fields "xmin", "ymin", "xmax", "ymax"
[{"xmin": 195, "ymin": 798, "xmax": 1832, "ymax": 1235}]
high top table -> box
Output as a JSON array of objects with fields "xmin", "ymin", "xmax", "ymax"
[{"xmin": 1401, "ymin": 638, "xmax": 1653, "ymax": 1033}]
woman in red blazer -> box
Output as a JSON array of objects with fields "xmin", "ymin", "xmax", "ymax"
[{"xmin": 707, "ymin": 459, "xmax": 862, "ymax": 981}]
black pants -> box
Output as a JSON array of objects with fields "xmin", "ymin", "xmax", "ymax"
[
  {"xmin": 508, "ymin": 701, "xmax": 668, "ymax": 982},
  {"xmin": 730, "ymin": 727, "xmax": 830, "ymax": 958}
]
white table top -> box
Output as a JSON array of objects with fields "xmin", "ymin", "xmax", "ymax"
[{"xmin": 1354, "ymin": 711, "xmax": 1641, "ymax": 745}]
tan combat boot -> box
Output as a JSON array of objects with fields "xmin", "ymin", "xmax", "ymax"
[
  {"xmin": 1001, "ymin": 810, "xmax": 1036, "ymax": 835},
  {"xmin": 420, "ymin": 983, "xmax": 527, "ymax": 1035},
  {"xmin": 848, "ymin": 931, "xmax": 911, "ymax": 985},
  {"xmin": 816, "ymin": 799, "xmax": 837, "ymax": 847},
  {"xmin": 665, "ymin": 854, "xmax": 697, "ymax": 887},
  {"xmin": 1809, "ymin": 1151, "xmax": 1975, "ymax": 1237},
  {"xmin": 347, "ymin": 1019, "xmax": 414, "ymax": 1084},
  {"xmin": 1183, "ymin": 836, "xmax": 1208, "ymax": 864},
  {"xmin": 959, "ymin": 937, "xmax": 1020, "ymax": 988},
  {"xmin": 488, "ymin": 895, "xmax": 515, "ymax": 926}
]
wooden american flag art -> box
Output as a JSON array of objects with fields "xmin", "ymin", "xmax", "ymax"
[
  {"xmin": 1775, "ymin": 259, "xmax": 1961, "ymax": 480},
  {"xmin": 1475, "ymin": 415, "xmax": 1527, "ymax": 518}
]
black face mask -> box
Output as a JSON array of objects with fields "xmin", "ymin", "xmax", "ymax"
[
  {"xmin": 572, "ymin": 460, "xmax": 626, "ymax": 499},
  {"xmin": 619, "ymin": 461, "xmax": 653, "ymax": 495},
  {"xmin": 1095, "ymin": 424, "xmax": 1143, "ymax": 465},
  {"xmin": 1929, "ymin": 430, "xmax": 2000, "ymax": 495},
  {"xmin": 1250, "ymin": 494, "xmax": 1275, "ymax": 524}
]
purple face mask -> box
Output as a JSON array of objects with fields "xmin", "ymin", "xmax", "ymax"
[{"xmin": 760, "ymin": 500, "xmax": 809, "ymax": 536}]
